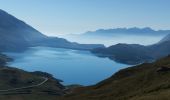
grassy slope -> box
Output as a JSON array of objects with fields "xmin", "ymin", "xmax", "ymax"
[
  {"xmin": 0, "ymin": 54, "xmax": 66, "ymax": 100},
  {"xmin": 2, "ymin": 54, "xmax": 170, "ymax": 100},
  {"xmin": 61, "ymin": 56, "xmax": 170, "ymax": 100},
  {"xmin": 0, "ymin": 66, "xmax": 66, "ymax": 100}
]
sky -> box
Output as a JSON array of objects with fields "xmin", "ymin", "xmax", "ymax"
[{"xmin": 0, "ymin": 0, "xmax": 170, "ymax": 36}]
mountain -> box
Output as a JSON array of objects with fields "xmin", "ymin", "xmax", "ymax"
[
  {"xmin": 61, "ymin": 55, "xmax": 170, "ymax": 100},
  {"xmin": 91, "ymin": 43, "xmax": 153, "ymax": 64},
  {"xmin": 159, "ymin": 34, "xmax": 170, "ymax": 43},
  {"xmin": 0, "ymin": 53, "xmax": 13, "ymax": 65},
  {"xmin": 63, "ymin": 27, "xmax": 168, "ymax": 47},
  {"xmin": 81, "ymin": 27, "xmax": 170, "ymax": 37},
  {"xmin": 0, "ymin": 9, "xmax": 104, "ymax": 52},
  {"xmin": 91, "ymin": 34, "xmax": 170, "ymax": 64},
  {"xmin": 0, "ymin": 9, "xmax": 47, "ymax": 51}
]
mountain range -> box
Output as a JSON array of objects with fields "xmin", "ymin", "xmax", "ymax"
[
  {"xmin": 0, "ymin": 9, "xmax": 104, "ymax": 52},
  {"xmin": 1, "ymin": 9, "xmax": 170, "ymax": 100},
  {"xmin": 1, "ymin": 9, "xmax": 170, "ymax": 65},
  {"xmin": 81, "ymin": 27, "xmax": 170, "ymax": 37}
]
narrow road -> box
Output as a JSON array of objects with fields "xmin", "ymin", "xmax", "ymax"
[{"xmin": 0, "ymin": 77, "xmax": 48, "ymax": 92}]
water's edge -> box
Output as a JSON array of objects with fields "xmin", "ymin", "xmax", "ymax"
[{"xmin": 4, "ymin": 47, "xmax": 129, "ymax": 86}]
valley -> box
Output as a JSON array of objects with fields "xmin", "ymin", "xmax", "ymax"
[
  {"xmin": 4, "ymin": 46, "xmax": 128, "ymax": 86},
  {"xmin": 0, "ymin": 1, "xmax": 170, "ymax": 99}
]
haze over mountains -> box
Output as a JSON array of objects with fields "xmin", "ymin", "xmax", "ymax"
[
  {"xmin": 1, "ymin": 5, "xmax": 170, "ymax": 100},
  {"xmin": 62, "ymin": 27, "xmax": 170, "ymax": 46},
  {"xmin": 0, "ymin": 9, "xmax": 104, "ymax": 52},
  {"xmin": 1, "ymin": 8, "xmax": 170, "ymax": 65},
  {"xmin": 159, "ymin": 34, "xmax": 170, "ymax": 43},
  {"xmin": 91, "ymin": 33, "xmax": 170, "ymax": 64},
  {"xmin": 1, "ymin": 9, "xmax": 170, "ymax": 65},
  {"xmin": 82, "ymin": 27, "xmax": 170, "ymax": 36}
]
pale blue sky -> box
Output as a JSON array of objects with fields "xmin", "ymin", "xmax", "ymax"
[{"xmin": 0, "ymin": 0, "xmax": 170, "ymax": 36}]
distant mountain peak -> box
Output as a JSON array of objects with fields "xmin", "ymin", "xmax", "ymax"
[{"xmin": 82, "ymin": 27, "xmax": 170, "ymax": 36}]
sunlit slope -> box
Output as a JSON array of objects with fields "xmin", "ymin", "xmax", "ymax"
[{"xmin": 61, "ymin": 56, "xmax": 170, "ymax": 100}]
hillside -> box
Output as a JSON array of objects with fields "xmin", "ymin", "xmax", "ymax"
[
  {"xmin": 0, "ymin": 9, "xmax": 104, "ymax": 52},
  {"xmin": 91, "ymin": 33, "xmax": 170, "ymax": 64},
  {"xmin": 0, "ymin": 53, "xmax": 13, "ymax": 65},
  {"xmin": 61, "ymin": 55, "xmax": 170, "ymax": 100},
  {"xmin": 0, "ymin": 54, "xmax": 66, "ymax": 100},
  {"xmin": 0, "ymin": 9, "xmax": 47, "ymax": 51},
  {"xmin": 159, "ymin": 34, "xmax": 170, "ymax": 43},
  {"xmin": 91, "ymin": 43, "xmax": 152, "ymax": 64},
  {"xmin": 2, "ymin": 50, "xmax": 170, "ymax": 100}
]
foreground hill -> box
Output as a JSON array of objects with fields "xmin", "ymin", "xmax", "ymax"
[
  {"xmin": 0, "ymin": 54, "xmax": 66, "ymax": 100},
  {"xmin": 2, "ymin": 52, "xmax": 170, "ymax": 100},
  {"xmin": 0, "ymin": 9, "xmax": 104, "ymax": 52},
  {"xmin": 61, "ymin": 55, "xmax": 170, "ymax": 100}
]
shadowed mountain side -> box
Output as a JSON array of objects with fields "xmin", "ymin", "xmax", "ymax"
[
  {"xmin": 91, "ymin": 35, "xmax": 170, "ymax": 64},
  {"xmin": 0, "ymin": 9, "xmax": 104, "ymax": 52},
  {"xmin": 91, "ymin": 43, "xmax": 153, "ymax": 64},
  {"xmin": 0, "ymin": 9, "xmax": 47, "ymax": 51},
  {"xmin": 0, "ymin": 53, "xmax": 13, "ymax": 65},
  {"xmin": 159, "ymin": 34, "xmax": 170, "ymax": 43}
]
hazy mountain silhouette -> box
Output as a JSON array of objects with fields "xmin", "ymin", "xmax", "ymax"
[
  {"xmin": 159, "ymin": 34, "xmax": 170, "ymax": 43},
  {"xmin": 82, "ymin": 27, "xmax": 170, "ymax": 37},
  {"xmin": 0, "ymin": 9, "xmax": 47, "ymax": 51},
  {"xmin": 0, "ymin": 9, "xmax": 104, "ymax": 52},
  {"xmin": 91, "ymin": 34, "xmax": 170, "ymax": 64}
]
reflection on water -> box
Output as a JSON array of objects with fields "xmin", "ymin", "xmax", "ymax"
[{"xmin": 5, "ymin": 46, "xmax": 128, "ymax": 86}]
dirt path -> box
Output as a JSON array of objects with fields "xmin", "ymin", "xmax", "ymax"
[{"xmin": 0, "ymin": 77, "xmax": 48, "ymax": 92}]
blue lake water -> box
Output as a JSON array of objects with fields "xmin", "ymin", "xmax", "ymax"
[{"xmin": 5, "ymin": 47, "xmax": 128, "ymax": 86}]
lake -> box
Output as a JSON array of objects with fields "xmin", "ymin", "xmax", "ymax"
[{"xmin": 5, "ymin": 46, "xmax": 128, "ymax": 86}]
